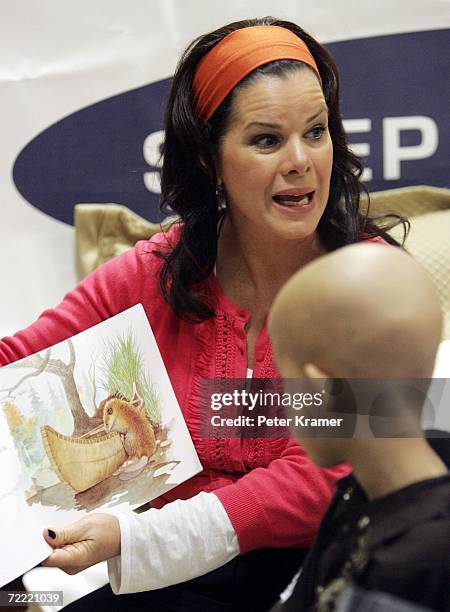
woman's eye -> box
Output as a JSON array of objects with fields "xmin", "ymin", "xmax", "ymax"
[
  {"xmin": 253, "ymin": 134, "xmax": 280, "ymax": 149},
  {"xmin": 308, "ymin": 126, "xmax": 327, "ymax": 141}
]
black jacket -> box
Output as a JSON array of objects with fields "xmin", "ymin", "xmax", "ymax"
[{"xmin": 283, "ymin": 471, "xmax": 450, "ymax": 611}]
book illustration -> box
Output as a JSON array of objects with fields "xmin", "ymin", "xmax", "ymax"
[
  {"xmin": 0, "ymin": 304, "xmax": 202, "ymax": 589},
  {"xmin": 1, "ymin": 328, "xmax": 180, "ymax": 511}
]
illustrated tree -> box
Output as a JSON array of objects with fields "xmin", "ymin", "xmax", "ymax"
[
  {"xmin": 29, "ymin": 383, "xmax": 50, "ymax": 428},
  {"xmin": 3, "ymin": 402, "xmax": 24, "ymax": 432},
  {"xmin": 0, "ymin": 342, "xmax": 99, "ymax": 436},
  {"xmin": 3, "ymin": 401, "xmax": 43, "ymax": 467},
  {"xmin": 46, "ymin": 379, "xmax": 59, "ymax": 412}
]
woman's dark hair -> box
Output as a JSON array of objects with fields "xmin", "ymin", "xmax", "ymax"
[{"xmin": 159, "ymin": 16, "xmax": 409, "ymax": 322}]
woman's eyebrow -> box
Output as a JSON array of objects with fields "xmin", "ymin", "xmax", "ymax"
[
  {"xmin": 244, "ymin": 105, "xmax": 329, "ymax": 131},
  {"xmin": 244, "ymin": 121, "xmax": 281, "ymax": 130},
  {"xmin": 306, "ymin": 105, "xmax": 329, "ymax": 122}
]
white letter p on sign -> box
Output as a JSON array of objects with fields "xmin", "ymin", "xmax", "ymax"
[{"xmin": 383, "ymin": 116, "xmax": 438, "ymax": 180}]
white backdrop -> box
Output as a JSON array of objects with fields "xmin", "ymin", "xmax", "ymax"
[{"xmin": 1, "ymin": 0, "xmax": 449, "ymax": 335}]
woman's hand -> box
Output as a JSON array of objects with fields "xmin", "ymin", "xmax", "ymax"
[{"xmin": 42, "ymin": 513, "xmax": 121, "ymax": 575}]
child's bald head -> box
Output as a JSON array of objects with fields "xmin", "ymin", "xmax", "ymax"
[
  {"xmin": 269, "ymin": 244, "xmax": 443, "ymax": 471},
  {"xmin": 269, "ymin": 243, "xmax": 442, "ymax": 380}
]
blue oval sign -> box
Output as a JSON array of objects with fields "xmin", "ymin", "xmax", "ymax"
[{"xmin": 13, "ymin": 79, "xmax": 170, "ymax": 225}]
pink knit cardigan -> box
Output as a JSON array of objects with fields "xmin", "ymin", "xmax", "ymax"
[{"xmin": 0, "ymin": 224, "xmax": 350, "ymax": 553}]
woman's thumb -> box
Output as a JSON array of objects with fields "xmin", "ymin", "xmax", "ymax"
[{"xmin": 44, "ymin": 524, "xmax": 79, "ymax": 547}]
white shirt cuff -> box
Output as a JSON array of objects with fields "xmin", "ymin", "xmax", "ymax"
[{"xmin": 107, "ymin": 491, "xmax": 239, "ymax": 594}]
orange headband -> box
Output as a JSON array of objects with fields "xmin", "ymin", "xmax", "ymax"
[{"xmin": 193, "ymin": 25, "xmax": 322, "ymax": 124}]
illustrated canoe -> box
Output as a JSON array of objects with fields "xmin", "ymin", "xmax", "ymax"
[{"xmin": 41, "ymin": 425, "xmax": 127, "ymax": 492}]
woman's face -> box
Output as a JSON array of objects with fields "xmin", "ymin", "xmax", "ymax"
[{"xmin": 216, "ymin": 68, "xmax": 333, "ymax": 242}]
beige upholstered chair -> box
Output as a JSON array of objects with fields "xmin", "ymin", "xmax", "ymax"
[
  {"xmin": 74, "ymin": 204, "xmax": 171, "ymax": 279},
  {"xmin": 74, "ymin": 186, "xmax": 450, "ymax": 339},
  {"xmin": 369, "ymin": 186, "xmax": 450, "ymax": 340}
]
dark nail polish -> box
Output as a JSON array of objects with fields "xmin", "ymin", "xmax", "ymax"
[{"xmin": 48, "ymin": 529, "xmax": 56, "ymax": 539}]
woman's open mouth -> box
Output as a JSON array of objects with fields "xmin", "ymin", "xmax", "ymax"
[{"xmin": 272, "ymin": 191, "xmax": 315, "ymax": 209}]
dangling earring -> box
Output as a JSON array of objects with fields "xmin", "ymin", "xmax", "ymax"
[{"xmin": 215, "ymin": 183, "xmax": 226, "ymax": 209}]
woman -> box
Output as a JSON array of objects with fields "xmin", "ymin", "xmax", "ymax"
[{"xmin": 1, "ymin": 16, "xmax": 406, "ymax": 611}]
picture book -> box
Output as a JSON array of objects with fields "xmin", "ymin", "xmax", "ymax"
[{"xmin": 0, "ymin": 304, "xmax": 202, "ymax": 587}]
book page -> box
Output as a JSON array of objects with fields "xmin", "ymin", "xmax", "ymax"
[
  {"xmin": 0, "ymin": 304, "xmax": 202, "ymax": 587},
  {"xmin": 0, "ymin": 406, "xmax": 53, "ymax": 586}
]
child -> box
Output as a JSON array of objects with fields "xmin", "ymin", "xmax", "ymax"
[{"xmin": 269, "ymin": 243, "xmax": 450, "ymax": 612}]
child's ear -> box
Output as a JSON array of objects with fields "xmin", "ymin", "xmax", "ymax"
[{"xmin": 303, "ymin": 363, "xmax": 328, "ymax": 379}]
